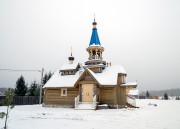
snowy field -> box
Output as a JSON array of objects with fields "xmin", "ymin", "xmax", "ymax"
[{"xmin": 0, "ymin": 99, "xmax": 180, "ymax": 129}]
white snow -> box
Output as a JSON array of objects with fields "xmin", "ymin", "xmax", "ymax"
[
  {"xmin": 0, "ymin": 99, "xmax": 180, "ymax": 129},
  {"xmin": 43, "ymin": 65, "xmax": 128, "ymax": 88},
  {"xmin": 90, "ymin": 44, "xmax": 101, "ymax": 46},
  {"xmin": 75, "ymin": 103, "xmax": 95, "ymax": 110},
  {"xmin": 60, "ymin": 63, "xmax": 79, "ymax": 70},
  {"xmin": 88, "ymin": 65, "xmax": 127, "ymax": 85},
  {"xmin": 128, "ymin": 89, "xmax": 139, "ymax": 96},
  {"xmin": 43, "ymin": 70, "xmax": 80, "ymax": 88},
  {"xmin": 121, "ymin": 82, "xmax": 138, "ymax": 86}
]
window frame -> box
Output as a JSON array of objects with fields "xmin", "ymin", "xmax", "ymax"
[{"xmin": 61, "ymin": 88, "xmax": 67, "ymax": 96}]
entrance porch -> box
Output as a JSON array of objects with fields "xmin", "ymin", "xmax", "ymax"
[{"xmin": 75, "ymin": 84, "xmax": 98, "ymax": 110}]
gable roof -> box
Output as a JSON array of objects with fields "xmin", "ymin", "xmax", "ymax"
[
  {"xmin": 74, "ymin": 68, "xmax": 100, "ymax": 87},
  {"xmin": 92, "ymin": 65, "xmax": 126, "ymax": 85},
  {"xmin": 74, "ymin": 66, "xmax": 127, "ymax": 86},
  {"xmin": 43, "ymin": 65, "xmax": 127, "ymax": 88}
]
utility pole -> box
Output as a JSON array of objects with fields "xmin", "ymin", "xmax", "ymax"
[{"xmin": 39, "ymin": 68, "xmax": 44, "ymax": 104}]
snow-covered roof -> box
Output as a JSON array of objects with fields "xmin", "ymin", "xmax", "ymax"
[
  {"xmin": 87, "ymin": 65, "xmax": 126, "ymax": 85},
  {"xmin": 60, "ymin": 63, "xmax": 79, "ymax": 71},
  {"xmin": 43, "ymin": 70, "xmax": 80, "ymax": 88},
  {"xmin": 43, "ymin": 65, "xmax": 128, "ymax": 88},
  {"xmin": 128, "ymin": 89, "xmax": 139, "ymax": 96},
  {"xmin": 121, "ymin": 82, "xmax": 138, "ymax": 86},
  {"xmin": 90, "ymin": 44, "xmax": 101, "ymax": 47}
]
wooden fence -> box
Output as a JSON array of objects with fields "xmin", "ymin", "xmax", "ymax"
[{"xmin": 0, "ymin": 96, "xmax": 42, "ymax": 105}]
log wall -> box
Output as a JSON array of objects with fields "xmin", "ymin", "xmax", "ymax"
[
  {"xmin": 44, "ymin": 88, "xmax": 79, "ymax": 107},
  {"xmin": 44, "ymin": 86, "xmax": 127, "ymax": 107},
  {"xmin": 100, "ymin": 87, "xmax": 115, "ymax": 105},
  {"xmin": 116, "ymin": 86, "xmax": 126, "ymax": 106}
]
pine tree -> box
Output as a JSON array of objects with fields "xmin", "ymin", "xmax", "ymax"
[
  {"xmin": 34, "ymin": 86, "xmax": 40, "ymax": 96},
  {"xmin": 43, "ymin": 73, "xmax": 48, "ymax": 86},
  {"xmin": 14, "ymin": 75, "xmax": 28, "ymax": 96},
  {"xmin": 146, "ymin": 91, "xmax": 150, "ymax": 99},
  {"xmin": 48, "ymin": 71, "xmax": 52, "ymax": 80},
  {"xmin": 28, "ymin": 81, "xmax": 38, "ymax": 96},
  {"xmin": 176, "ymin": 96, "xmax": 180, "ymax": 100},
  {"xmin": 164, "ymin": 93, "xmax": 168, "ymax": 100},
  {"xmin": 0, "ymin": 88, "xmax": 15, "ymax": 129},
  {"xmin": 43, "ymin": 72, "xmax": 53, "ymax": 86}
]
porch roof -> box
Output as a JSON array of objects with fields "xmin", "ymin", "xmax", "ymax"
[{"xmin": 121, "ymin": 82, "xmax": 138, "ymax": 88}]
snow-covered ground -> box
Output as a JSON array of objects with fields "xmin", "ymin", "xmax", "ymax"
[{"xmin": 0, "ymin": 99, "xmax": 180, "ymax": 129}]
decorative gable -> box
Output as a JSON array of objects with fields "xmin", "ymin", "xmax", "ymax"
[
  {"xmin": 74, "ymin": 69, "xmax": 100, "ymax": 87},
  {"xmin": 81, "ymin": 75, "xmax": 94, "ymax": 81}
]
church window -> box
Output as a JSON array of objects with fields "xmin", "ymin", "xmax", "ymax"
[{"xmin": 61, "ymin": 88, "xmax": 67, "ymax": 96}]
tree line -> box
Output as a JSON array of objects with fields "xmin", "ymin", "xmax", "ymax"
[
  {"xmin": 14, "ymin": 72, "xmax": 53, "ymax": 96},
  {"xmin": 140, "ymin": 88, "xmax": 180, "ymax": 96},
  {"xmin": 146, "ymin": 91, "xmax": 180, "ymax": 100}
]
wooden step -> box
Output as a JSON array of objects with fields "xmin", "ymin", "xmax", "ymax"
[{"xmin": 74, "ymin": 103, "xmax": 96, "ymax": 110}]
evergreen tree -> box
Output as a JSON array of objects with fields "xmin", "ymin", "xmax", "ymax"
[
  {"xmin": 28, "ymin": 81, "xmax": 38, "ymax": 96},
  {"xmin": 146, "ymin": 91, "xmax": 150, "ymax": 99},
  {"xmin": 48, "ymin": 71, "xmax": 52, "ymax": 80},
  {"xmin": 43, "ymin": 73, "xmax": 48, "ymax": 86},
  {"xmin": 164, "ymin": 93, "xmax": 168, "ymax": 100},
  {"xmin": 14, "ymin": 75, "xmax": 28, "ymax": 96},
  {"xmin": 43, "ymin": 71, "xmax": 53, "ymax": 86},
  {"xmin": 34, "ymin": 86, "xmax": 40, "ymax": 96},
  {"xmin": 176, "ymin": 96, "xmax": 180, "ymax": 100}
]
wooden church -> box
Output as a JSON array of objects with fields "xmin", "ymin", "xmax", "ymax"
[{"xmin": 43, "ymin": 18, "xmax": 137, "ymax": 109}]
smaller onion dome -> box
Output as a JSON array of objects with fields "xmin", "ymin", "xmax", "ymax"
[
  {"xmin": 68, "ymin": 47, "xmax": 75, "ymax": 64},
  {"xmin": 92, "ymin": 20, "xmax": 97, "ymax": 25},
  {"xmin": 68, "ymin": 56, "xmax": 74, "ymax": 61}
]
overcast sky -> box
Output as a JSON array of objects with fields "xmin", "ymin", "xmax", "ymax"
[{"xmin": 0, "ymin": 0, "xmax": 180, "ymax": 91}]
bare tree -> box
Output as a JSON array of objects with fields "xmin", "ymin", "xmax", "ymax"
[{"xmin": 0, "ymin": 88, "xmax": 15, "ymax": 129}]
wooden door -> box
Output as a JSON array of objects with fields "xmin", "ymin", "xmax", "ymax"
[{"xmin": 82, "ymin": 84, "xmax": 94, "ymax": 102}]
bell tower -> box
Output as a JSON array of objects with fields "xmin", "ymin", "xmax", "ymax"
[{"xmin": 85, "ymin": 16, "xmax": 106, "ymax": 68}]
